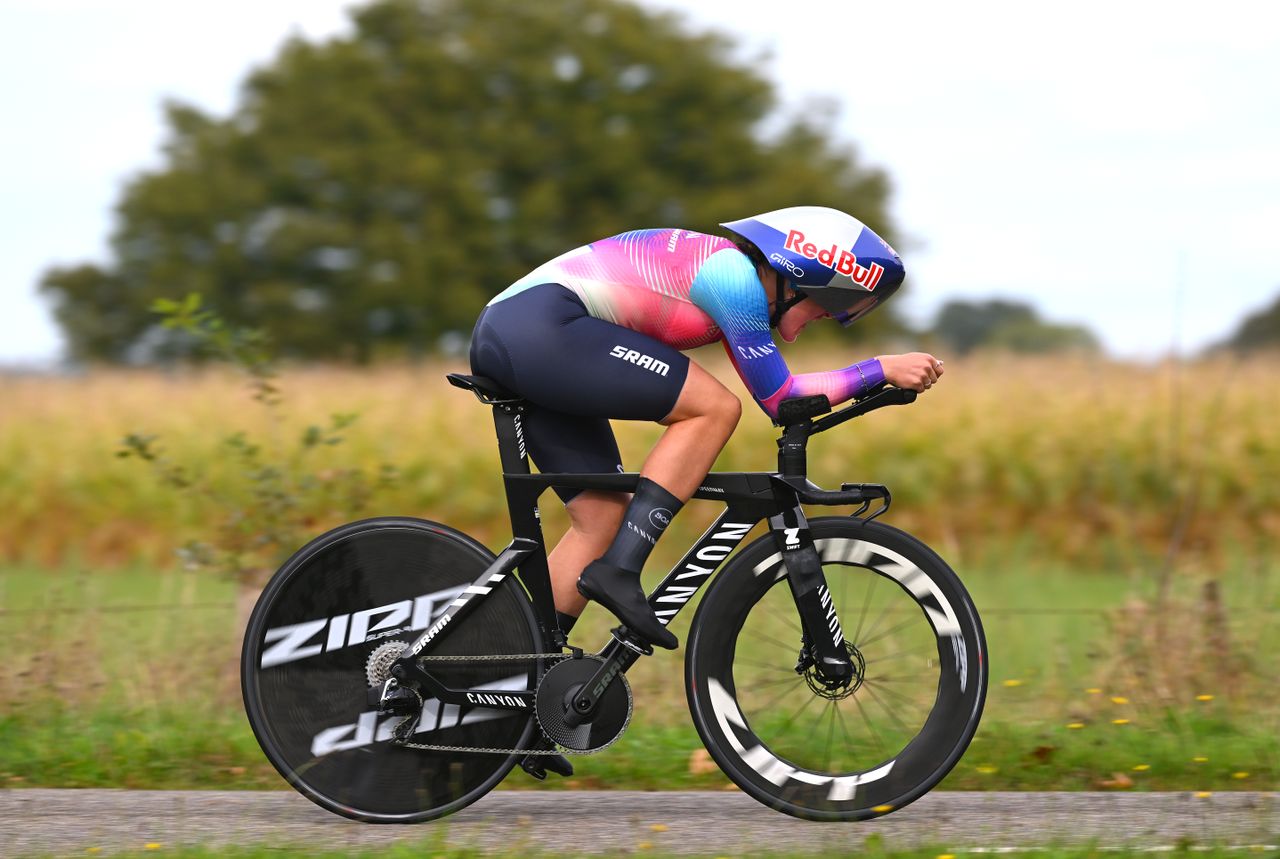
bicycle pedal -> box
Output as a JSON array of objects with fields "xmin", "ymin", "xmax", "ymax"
[{"xmin": 520, "ymin": 752, "xmax": 574, "ymax": 780}]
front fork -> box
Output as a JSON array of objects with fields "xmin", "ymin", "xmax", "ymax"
[{"xmin": 770, "ymin": 505, "xmax": 854, "ymax": 685}]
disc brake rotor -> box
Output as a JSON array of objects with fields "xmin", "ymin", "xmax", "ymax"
[{"xmin": 535, "ymin": 656, "xmax": 632, "ymax": 753}]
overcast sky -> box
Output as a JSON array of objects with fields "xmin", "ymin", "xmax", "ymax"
[{"xmin": 2, "ymin": 0, "xmax": 1277, "ymax": 364}]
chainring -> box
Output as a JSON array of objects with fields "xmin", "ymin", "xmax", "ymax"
[{"xmin": 534, "ymin": 656, "xmax": 632, "ymax": 753}]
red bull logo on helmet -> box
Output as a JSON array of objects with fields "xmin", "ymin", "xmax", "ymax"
[{"xmin": 784, "ymin": 229, "xmax": 885, "ymax": 290}]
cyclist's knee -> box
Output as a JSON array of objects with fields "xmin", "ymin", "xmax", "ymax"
[
  {"xmin": 698, "ymin": 383, "xmax": 741, "ymax": 437},
  {"xmin": 665, "ymin": 364, "xmax": 741, "ymax": 430},
  {"xmin": 719, "ymin": 390, "xmax": 743, "ymax": 429}
]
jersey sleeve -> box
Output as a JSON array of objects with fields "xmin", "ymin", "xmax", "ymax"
[{"xmin": 689, "ymin": 248, "xmax": 883, "ymax": 419}]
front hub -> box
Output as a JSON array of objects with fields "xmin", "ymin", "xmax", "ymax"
[{"xmin": 801, "ymin": 641, "xmax": 866, "ymax": 700}]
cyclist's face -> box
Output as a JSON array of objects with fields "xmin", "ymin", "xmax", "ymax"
[{"xmin": 777, "ymin": 295, "xmax": 829, "ymax": 343}]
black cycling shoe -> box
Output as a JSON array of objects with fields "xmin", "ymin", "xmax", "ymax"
[
  {"xmin": 520, "ymin": 737, "xmax": 574, "ymax": 780},
  {"xmin": 576, "ymin": 560, "xmax": 678, "ymax": 650}
]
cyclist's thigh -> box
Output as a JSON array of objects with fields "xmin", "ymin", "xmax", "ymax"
[
  {"xmin": 471, "ymin": 282, "xmax": 690, "ymax": 422},
  {"xmin": 521, "ymin": 405, "xmax": 622, "ymax": 504},
  {"xmin": 472, "ymin": 283, "xmax": 674, "ymax": 502}
]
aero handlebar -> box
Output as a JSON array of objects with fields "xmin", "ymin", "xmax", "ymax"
[{"xmin": 774, "ymin": 384, "xmax": 917, "ymax": 433}]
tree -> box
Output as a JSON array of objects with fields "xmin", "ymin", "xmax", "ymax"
[
  {"xmin": 1220, "ymin": 291, "xmax": 1280, "ymax": 353},
  {"xmin": 932, "ymin": 299, "xmax": 1099, "ymax": 355},
  {"xmin": 40, "ymin": 0, "xmax": 903, "ymax": 363}
]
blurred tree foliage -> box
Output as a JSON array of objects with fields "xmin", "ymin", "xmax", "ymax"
[
  {"xmin": 1220, "ymin": 291, "xmax": 1280, "ymax": 353},
  {"xmin": 40, "ymin": 0, "xmax": 902, "ymax": 363},
  {"xmin": 933, "ymin": 299, "xmax": 1099, "ymax": 355}
]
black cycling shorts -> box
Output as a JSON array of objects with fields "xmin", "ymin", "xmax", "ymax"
[{"xmin": 469, "ymin": 283, "xmax": 691, "ymax": 503}]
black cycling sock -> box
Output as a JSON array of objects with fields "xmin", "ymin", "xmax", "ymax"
[
  {"xmin": 601, "ymin": 477, "xmax": 684, "ymax": 572},
  {"xmin": 556, "ymin": 611, "xmax": 579, "ymax": 635}
]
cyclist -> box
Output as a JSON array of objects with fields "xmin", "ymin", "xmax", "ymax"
[{"xmin": 469, "ymin": 206, "xmax": 943, "ymax": 653}]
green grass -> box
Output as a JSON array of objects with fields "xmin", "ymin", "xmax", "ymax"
[
  {"xmin": 1, "ymin": 702, "xmax": 1274, "ymax": 791},
  {"xmin": 15, "ymin": 841, "xmax": 1280, "ymax": 859},
  {"xmin": 2, "ymin": 554, "xmax": 1278, "ymax": 791}
]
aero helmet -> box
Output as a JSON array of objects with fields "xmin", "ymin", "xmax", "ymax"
[{"xmin": 721, "ymin": 206, "xmax": 905, "ymax": 326}]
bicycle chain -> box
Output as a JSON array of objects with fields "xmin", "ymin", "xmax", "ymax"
[{"xmin": 392, "ymin": 650, "xmax": 604, "ymax": 756}]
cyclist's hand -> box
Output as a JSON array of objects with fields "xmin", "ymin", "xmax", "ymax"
[{"xmin": 877, "ymin": 352, "xmax": 945, "ymax": 392}]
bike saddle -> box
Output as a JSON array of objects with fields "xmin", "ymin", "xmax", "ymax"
[{"xmin": 445, "ymin": 373, "xmax": 524, "ymax": 405}]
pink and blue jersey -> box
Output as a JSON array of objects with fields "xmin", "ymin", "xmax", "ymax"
[{"xmin": 489, "ymin": 228, "xmax": 880, "ymax": 418}]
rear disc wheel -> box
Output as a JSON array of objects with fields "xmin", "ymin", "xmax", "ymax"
[{"xmin": 241, "ymin": 517, "xmax": 543, "ymax": 823}]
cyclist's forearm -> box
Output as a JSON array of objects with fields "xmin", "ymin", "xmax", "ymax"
[{"xmin": 758, "ymin": 359, "xmax": 885, "ymax": 417}]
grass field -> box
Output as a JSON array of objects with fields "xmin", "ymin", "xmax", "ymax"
[
  {"xmin": 2, "ymin": 352, "xmax": 1277, "ymax": 569},
  {"xmin": 1, "ymin": 352, "xmax": 1277, "ymax": 792},
  {"xmin": 2, "ymin": 555, "xmax": 1275, "ymax": 791}
]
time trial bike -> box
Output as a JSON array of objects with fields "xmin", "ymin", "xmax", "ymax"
[{"xmin": 241, "ymin": 374, "xmax": 987, "ymax": 823}]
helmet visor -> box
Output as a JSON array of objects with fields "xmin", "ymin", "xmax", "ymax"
[{"xmin": 831, "ymin": 294, "xmax": 880, "ymax": 327}]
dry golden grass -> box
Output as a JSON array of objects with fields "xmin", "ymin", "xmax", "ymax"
[{"xmin": 1, "ymin": 350, "xmax": 1276, "ymax": 570}]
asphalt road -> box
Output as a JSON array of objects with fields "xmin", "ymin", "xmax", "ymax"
[{"xmin": 1, "ymin": 790, "xmax": 1277, "ymax": 856}]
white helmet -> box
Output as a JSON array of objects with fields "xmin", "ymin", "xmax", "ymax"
[{"xmin": 721, "ymin": 206, "xmax": 905, "ymax": 325}]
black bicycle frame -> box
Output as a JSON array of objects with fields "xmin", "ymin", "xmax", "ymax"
[{"xmin": 390, "ymin": 381, "xmax": 909, "ymax": 718}]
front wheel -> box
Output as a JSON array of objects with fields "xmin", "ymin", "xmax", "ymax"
[{"xmin": 685, "ymin": 517, "xmax": 987, "ymax": 821}]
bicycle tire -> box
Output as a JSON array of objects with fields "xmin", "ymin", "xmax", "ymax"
[
  {"xmin": 685, "ymin": 517, "xmax": 987, "ymax": 821},
  {"xmin": 241, "ymin": 517, "xmax": 543, "ymax": 823}
]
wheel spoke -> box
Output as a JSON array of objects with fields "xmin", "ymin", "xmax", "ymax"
[
  {"xmin": 750, "ymin": 627, "xmax": 804, "ymax": 656},
  {"xmin": 864, "ymin": 645, "xmax": 936, "ymax": 667},
  {"xmin": 863, "ymin": 677, "xmax": 932, "ymax": 709},
  {"xmin": 864, "ymin": 672, "xmax": 934, "ymax": 685},
  {"xmin": 856, "ymin": 614, "xmax": 924, "ymax": 650},
  {"xmin": 851, "ymin": 573, "xmax": 878, "ymax": 643},
  {"xmin": 774, "ymin": 687, "xmax": 822, "ymax": 734},
  {"xmin": 775, "ymin": 610, "xmax": 803, "ymax": 635},
  {"xmin": 735, "ymin": 673, "xmax": 807, "ymax": 696},
  {"xmin": 865, "ymin": 681, "xmax": 926, "ymax": 727},
  {"xmin": 852, "ymin": 692, "xmax": 888, "ymax": 755},
  {"xmin": 822, "ymin": 701, "xmax": 837, "ymax": 772},
  {"xmin": 835, "ymin": 700, "xmax": 857, "ymax": 751},
  {"xmin": 861, "ymin": 681, "xmax": 921, "ymax": 732},
  {"xmin": 751, "ymin": 675, "xmax": 808, "ymax": 716},
  {"xmin": 734, "ymin": 656, "xmax": 799, "ymax": 674}
]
